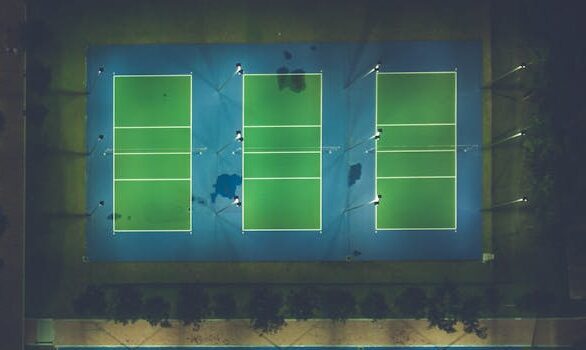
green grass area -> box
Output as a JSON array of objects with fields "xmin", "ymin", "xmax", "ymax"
[
  {"xmin": 243, "ymin": 74, "xmax": 321, "ymax": 230},
  {"xmin": 376, "ymin": 73, "xmax": 456, "ymax": 230},
  {"xmin": 24, "ymin": 0, "xmax": 573, "ymax": 321},
  {"xmin": 113, "ymin": 75, "xmax": 192, "ymax": 231}
]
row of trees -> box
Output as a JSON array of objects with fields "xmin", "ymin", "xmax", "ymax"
[{"xmin": 74, "ymin": 283, "xmax": 503, "ymax": 337}]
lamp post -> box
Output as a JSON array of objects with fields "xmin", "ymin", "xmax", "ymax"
[
  {"xmin": 218, "ymin": 63, "xmax": 244, "ymax": 92},
  {"xmin": 87, "ymin": 134, "xmax": 104, "ymax": 155},
  {"xmin": 344, "ymin": 195, "xmax": 381, "ymax": 213},
  {"xmin": 487, "ymin": 196, "xmax": 527, "ymax": 210},
  {"xmin": 87, "ymin": 200, "xmax": 105, "ymax": 216},
  {"xmin": 485, "ymin": 63, "xmax": 527, "ymax": 88},
  {"xmin": 487, "ymin": 129, "xmax": 527, "ymax": 148},
  {"xmin": 216, "ymin": 196, "xmax": 242, "ymax": 215},
  {"xmin": 88, "ymin": 66, "xmax": 104, "ymax": 94}
]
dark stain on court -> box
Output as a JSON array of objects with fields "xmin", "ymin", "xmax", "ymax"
[{"xmin": 211, "ymin": 174, "xmax": 242, "ymax": 203}]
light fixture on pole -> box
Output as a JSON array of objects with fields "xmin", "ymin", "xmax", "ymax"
[
  {"xmin": 88, "ymin": 134, "xmax": 105, "ymax": 155},
  {"xmin": 217, "ymin": 130, "xmax": 244, "ymax": 155},
  {"xmin": 345, "ymin": 129, "xmax": 382, "ymax": 153},
  {"xmin": 344, "ymin": 195, "xmax": 381, "ymax": 213},
  {"xmin": 487, "ymin": 196, "xmax": 527, "ymax": 210},
  {"xmin": 216, "ymin": 196, "xmax": 242, "ymax": 215},
  {"xmin": 87, "ymin": 200, "xmax": 105, "ymax": 217},
  {"xmin": 88, "ymin": 66, "xmax": 105, "ymax": 94},
  {"xmin": 485, "ymin": 62, "xmax": 528, "ymax": 88},
  {"xmin": 487, "ymin": 129, "xmax": 527, "ymax": 148}
]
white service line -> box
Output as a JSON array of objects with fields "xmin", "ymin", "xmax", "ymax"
[
  {"xmin": 244, "ymin": 124, "xmax": 320, "ymax": 128},
  {"xmin": 114, "ymin": 178, "xmax": 191, "ymax": 181},
  {"xmin": 377, "ymin": 176, "xmax": 455, "ymax": 179}
]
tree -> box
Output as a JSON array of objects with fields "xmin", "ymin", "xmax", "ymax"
[
  {"xmin": 459, "ymin": 295, "xmax": 487, "ymax": 339},
  {"xmin": 248, "ymin": 287, "xmax": 286, "ymax": 334},
  {"xmin": 394, "ymin": 287, "xmax": 427, "ymax": 319},
  {"xmin": 425, "ymin": 282, "xmax": 460, "ymax": 334},
  {"xmin": 360, "ymin": 291, "xmax": 388, "ymax": 321},
  {"xmin": 213, "ymin": 292, "xmax": 237, "ymax": 319},
  {"xmin": 73, "ymin": 285, "xmax": 107, "ymax": 317},
  {"xmin": 286, "ymin": 287, "xmax": 320, "ymax": 321},
  {"xmin": 320, "ymin": 288, "xmax": 355, "ymax": 322},
  {"xmin": 177, "ymin": 285, "xmax": 210, "ymax": 328},
  {"xmin": 142, "ymin": 296, "xmax": 171, "ymax": 327},
  {"xmin": 109, "ymin": 285, "xmax": 143, "ymax": 325}
]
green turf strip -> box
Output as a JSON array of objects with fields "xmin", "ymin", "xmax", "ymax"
[
  {"xmin": 243, "ymin": 127, "xmax": 320, "ymax": 152},
  {"xmin": 377, "ymin": 73, "xmax": 455, "ymax": 124},
  {"xmin": 243, "ymin": 179, "xmax": 320, "ymax": 230},
  {"xmin": 377, "ymin": 151, "xmax": 455, "ymax": 177},
  {"xmin": 377, "ymin": 178, "xmax": 455, "ymax": 229},
  {"xmin": 244, "ymin": 74, "xmax": 321, "ymax": 126},
  {"xmin": 114, "ymin": 128, "xmax": 190, "ymax": 153},
  {"xmin": 377, "ymin": 125, "xmax": 455, "ymax": 150},
  {"xmin": 244, "ymin": 153, "xmax": 319, "ymax": 178},
  {"xmin": 114, "ymin": 180, "xmax": 191, "ymax": 231},
  {"xmin": 114, "ymin": 75, "xmax": 191, "ymax": 127},
  {"xmin": 115, "ymin": 154, "xmax": 190, "ymax": 179}
]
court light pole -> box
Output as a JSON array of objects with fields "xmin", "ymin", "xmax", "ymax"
[
  {"xmin": 217, "ymin": 130, "xmax": 243, "ymax": 155},
  {"xmin": 486, "ymin": 129, "xmax": 527, "ymax": 148},
  {"xmin": 345, "ymin": 128, "xmax": 382, "ymax": 153},
  {"xmin": 215, "ymin": 196, "xmax": 241, "ymax": 215},
  {"xmin": 87, "ymin": 200, "xmax": 105, "ymax": 216},
  {"xmin": 345, "ymin": 62, "xmax": 381, "ymax": 89},
  {"xmin": 487, "ymin": 196, "xmax": 527, "ymax": 210},
  {"xmin": 88, "ymin": 66, "xmax": 105, "ymax": 94},
  {"xmin": 485, "ymin": 62, "xmax": 527, "ymax": 88},
  {"xmin": 87, "ymin": 134, "xmax": 105, "ymax": 155},
  {"xmin": 218, "ymin": 63, "xmax": 244, "ymax": 92},
  {"xmin": 344, "ymin": 195, "xmax": 381, "ymax": 213}
]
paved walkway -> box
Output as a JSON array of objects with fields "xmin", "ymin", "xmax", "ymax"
[
  {"xmin": 25, "ymin": 318, "xmax": 586, "ymax": 347},
  {"xmin": 0, "ymin": 1, "xmax": 26, "ymax": 350}
]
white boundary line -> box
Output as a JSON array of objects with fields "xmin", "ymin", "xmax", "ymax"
[
  {"xmin": 244, "ymin": 177, "xmax": 320, "ymax": 180},
  {"xmin": 377, "ymin": 71, "xmax": 456, "ymax": 75},
  {"xmin": 114, "ymin": 152, "xmax": 191, "ymax": 155},
  {"xmin": 378, "ymin": 123, "xmax": 455, "ymax": 127},
  {"xmin": 374, "ymin": 71, "xmax": 378, "ymax": 229},
  {"xmin": 378, "ymin": 227, "xmax": 457, "ymax": 231},
  {"xmin": 114, "ymin": 229, "xmax": 192, "ymax": 232},
  {"xmin": 244, "ymin": 124, "xmax": 320, "ymax": 128},
  {"xmin": 454, "ymin": 70, "xmax": 458, "ymax": 230},
  {"xmin": 244, "ymin": 151, "xmax": 320, "ymax": 154},
  {"xmin": 244, "ymin": 73, "xmax": 322, "ymax": 76},
  {"xmin": 112, "ymin": 74, "xmax": 192, "ymax": 233},
  {"xmin": 189, "ymin": 74, "xmax": 193, "ymax": 232},
  {"xmin": 378, "ymin": 176, "xmax": 455, "ymax": 179},
  {"xmin": 114, "ymin": 74, "xmax": 192, "ymax": 77},
  {"xmin": 112, "ymin": 75, "xmax": 116, "ymax": 232},
  {"xmin": 377, "ymin": 149, "xmax": 453, "ymax": 153},
  {"xmin": 242, "ymin": 73, "xmax": 322, "ymax": 231},
  {"xmin": 241, "ymin": 74, "xmax": 245, "ymax": 232},
  {"xmin": 375, "ymin": 71, "xmax": 458, "ymax": 231},
  {"xmin": 319, "ymin": 73, "xmax": 323, "ymax": 232},
  {"xmin": 114, "ymin": 125, "xmax": 190, "ymax": 129},
  {"xmin": 115, "ymin": 178, "xmax": 190, "ymax": 182}
]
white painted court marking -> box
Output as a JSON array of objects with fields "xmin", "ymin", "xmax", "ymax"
[{"xmin": 375, "ymin": 71, "xmax": 458, "ymax": 231}]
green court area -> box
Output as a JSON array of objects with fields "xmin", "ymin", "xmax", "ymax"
[
  {"xmin": 242, "ymin": 74, "xmax": 322, "ymax": 231},
  {"xmin": 113, "ymin": 75, "xmax": 192, "ymax": 232},
  {"xmin": 376, "ymin": 72, "xmax": 457, "ymax": 230}
]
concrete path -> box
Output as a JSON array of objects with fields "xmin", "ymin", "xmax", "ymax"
[{"xmin": 25, "ymin": 318, "xmax": 586, "ymax": 348}]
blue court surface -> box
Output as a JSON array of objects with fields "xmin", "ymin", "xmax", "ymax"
[{"xmin": 86, "ymin": 41, "xmax": 482, "ymax": 262}]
